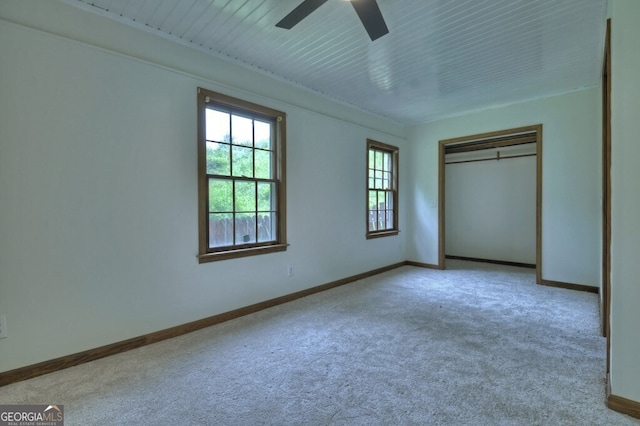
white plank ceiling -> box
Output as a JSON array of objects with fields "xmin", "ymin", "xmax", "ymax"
[{"xmin": 62, "ymin": 0, "xmax": 608, "ymax": 125}]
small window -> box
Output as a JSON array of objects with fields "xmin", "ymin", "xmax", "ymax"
[
  {"xmin": 367, "ymin": 139, "xmax": 399, "ymax": 238},
  {"xmin": 197, "ymin": 88, "xmax": 287, "ymax": 262}
]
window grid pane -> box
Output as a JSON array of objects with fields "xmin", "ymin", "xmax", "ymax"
[
  {"xmin": 206, "ymin": 142, "xmax": 230, "ymax": 175},
  {"xmin": 203, "ymin": 100, "xmax": 282, "ymax": 253},
  {"xmin": 258, "ymin": 182, "xmax": 275, "ymax": 212},
  {"xmin": 206, "ymin": 109, "xmax": 230, "ymax": 143},
  {"xmin": 232, "ymin": 145, "xmax": 254, "ymax": 177},
  {"xmin": 255, "ymin": 149, "xmax": 271, "ymax": 180},
  {"xmin": 368, "ymin": 148, "xmax": 394, "ymax": 191},
  {"xmin": 367, "ymin": 141, "xmax": 398, "ymax": 236},
  {"xmin": 235, "ymin": 213, "xmax": 257, "ymax": 244},
  {"xmin": 367, "ymin": 189, "xmax": 395, "ymax": 232},
  {"xmin": 209, "ymin": 178, "xmax": 233, "ymax": 212},
  {"xmin": 231, "ymin": 115, "xmax": 253, "ymax": 146},
  {"xmin": 254, "ymin": 120, "xmax": 272, "ymax": 150},
  {"xmin": 258, "ymin": 212, "xmax": 277, "ymax": 243},
  {"xmin": 209, "ymin": 213, "xmax": 233, "ymax": 248}
]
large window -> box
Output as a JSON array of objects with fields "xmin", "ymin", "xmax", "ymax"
[
  {"xmin": 367, "ymin": 139, "xmax": 399, "ymax": 238},
  {"xmin": 197, "ymin": 88, "xmax": 287, "ymax": 262}
]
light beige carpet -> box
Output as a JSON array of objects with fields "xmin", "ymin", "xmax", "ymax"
[{"xmin": 1, "ymin": 260, "xmax": 638, "ymax": 425}]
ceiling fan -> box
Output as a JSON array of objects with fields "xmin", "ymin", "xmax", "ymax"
[{"xmin": 276, "ymin": 0, "xmax": 389, "ymax": 42}]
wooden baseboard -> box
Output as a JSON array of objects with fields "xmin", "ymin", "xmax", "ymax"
[
  {"xmin": 539, "ymin": 279, "xmax": 599, "ymax": 294},
  {"xmin": 0, "ymin": 261, "xmax": 406, "ymax": 387},
  {"xmin": 405, "ymin": 260, "xmax": 443, "ymax": 270},
  {"xmin": 445, "ymin": 255, "xmax": 536, "ymax": 269},
  {"xmin": 606, "ymin": 375, "xmax": 640, "ymax": 419}
]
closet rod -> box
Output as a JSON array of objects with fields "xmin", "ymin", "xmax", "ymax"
[{"xmin": 445, "ymin": 152, "xmax": 536, "ymax": 165}]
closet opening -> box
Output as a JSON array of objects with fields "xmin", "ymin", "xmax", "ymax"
[{"xmin": 438, "ymin": 125, "xmax": 542, "ymax": 283}]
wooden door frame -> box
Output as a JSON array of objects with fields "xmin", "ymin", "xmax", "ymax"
[
  {"xmin": 437, "ymin": 124, "xmax": 543, "ymax": 284},
  {"xmin": 602, "ymin": 18, "xmax": 612, "ymax": 370}
]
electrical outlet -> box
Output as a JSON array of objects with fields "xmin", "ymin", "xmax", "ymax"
[
  {"xmin": 287, "ymin": 265, "xmax": 294, "ymax": 277},
  {"xmin": 0, "ymin": 315, "xmax": 7, "ymax": 339}
]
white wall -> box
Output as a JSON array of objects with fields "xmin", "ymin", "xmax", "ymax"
[
  {"xmin": 0, "ymin": 1, "xmax": 407, "ymax": 373},
  {"xmin": 407, "ymin": 88, "xmax": 601, "ymax": 287},
  {"xmin": 3, "ymin": 2, "xmax": 630, "ymax": 401},
  {"xmin": 445, "ymin": 146, "xmax": 537, "ymax": 264},
  {"xmin": 609, "ymin": 0, "xmax": 640, "ymax": 404}
]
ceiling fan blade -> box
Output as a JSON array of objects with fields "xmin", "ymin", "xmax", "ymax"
[
  {"xmin": 350, "ymin": 0, "xmax": 389, "ymax": 41},
  {"xmin": 276, "ymin": 0, "xmax": 329, "ymax": 29}
]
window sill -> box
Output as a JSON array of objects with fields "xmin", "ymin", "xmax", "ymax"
[
  {"xmin": 366, "ymin": 230, "xmax": 400, "ymax": 240},
  {"xmin": 198, "ymin": 243, "xmax": 288, "ymax": 263}
]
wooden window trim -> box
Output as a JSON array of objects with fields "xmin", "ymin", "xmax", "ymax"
[
  {"xmin": 366, "ymin": 139, "xmax": 399, "ymax": 239},
  {"xmin": 197, "ymin": 88, "xmax": 287, "ymax": 263},
  {"xmin": 367, "ymin": 229, "xmax": 400, "ymax": 239}
]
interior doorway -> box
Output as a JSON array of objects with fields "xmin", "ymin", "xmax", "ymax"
[{"xmin": 438, "ymin": 125, "xmax": 543, "ymax": 283}]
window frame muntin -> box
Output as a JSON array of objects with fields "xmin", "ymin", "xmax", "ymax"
[
  {"xmin": 197, "ymin": 88, "xmax": 287, "ymax": 263},
  {"xmin": 366, "ymin": 139, "xmax": 399, "ymax": 239}
]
